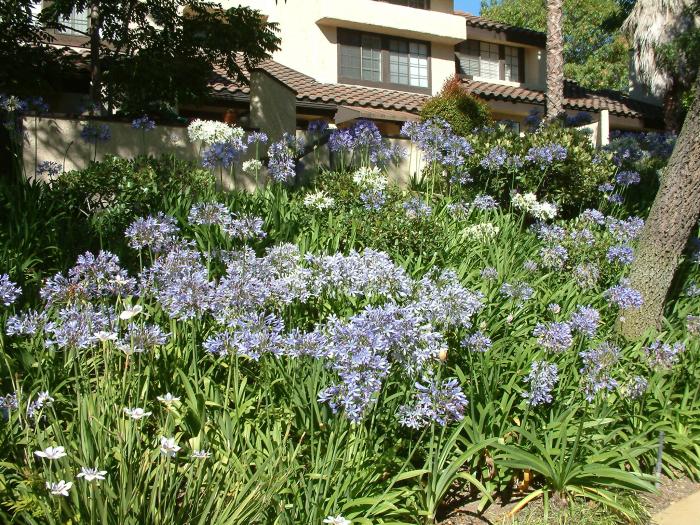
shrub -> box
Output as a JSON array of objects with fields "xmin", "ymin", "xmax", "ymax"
[
  {"xmin": 51, "ymin": 154, "xmax": 213, "ymax": 238},
  {"xmin": 420, "ymin": 75, "xmax": 491, "ymax": 136}
]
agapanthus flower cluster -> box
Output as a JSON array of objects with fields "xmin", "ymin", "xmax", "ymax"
[
  {"xmin": 480, "ymin": 145, "xmax": 508, "ymax": 170},
  {"xmin": 44, "ymin": 303, "xmax": 116, "ymax": 350},
  {"xmin": 360, "ymin": 189, "xmax": 386, "ymax": 211},
  {"xmin": 569, "ymin": 305, "xmax": 600, "ymax": 338},
  {"xmin": 511, "ymin": 192, "xmax": 558, "ymax": 220},
  {"xmin": 398, "ymin": 377, "xmax": 468, "ymax": 429},
  {"xmin": 618, "ymin": 375, "xmax": 648, "ymax": 400},
  {"xmin": 6, "ymin": 310, "xmax": 47, "ymax": 336},
  {"xmin": 471, "ymin": 194, "xmax": 498, "ymax": 211},
  {"xmin": 461, "ymin": 331, "xmax": 492, "ymax": 352},
  {"xmin": 403, "ymin": 197, "xmax": 432, "ymax": 220},
  {"xmin": 480, "ymin": 267, "xmax": 498, "ymax": 280},
  {"xmin": 242, "ymin": 159, "xmax": 263, "ymax": 175},
  {"xmin": 36, "ymin": 160, "xmax": 62, "ymax": 179},
  {"xmin": 540, "ymin": 245, "xmax": 568, "ymax": 270},
  {"xmin": 606, "ymin": 245, "xmax": 635, "ymax": 265},
  {"xmin": 401, "ymin": 118, "xmax": 473, "ymax": 168},
  {"xmin": 579, "ymin": 341, "xmax": 621, "ymax": 401},
  {"xmin": 267, "ymin": 133, "xmax": 303, "ymax": 183},
  {"xmin": 573, "ymin": 263, "xmax": 600, "ymax": 289},
  {"xmin": 352, "ymin": 165, "xmax": 387, "ymax": 191},
  {"xmin": 524, "ymin": 143, "xmax": 567, "ymax": 167},
  {"xmin": 463, "ymin": 222, "xmax": 500, "ymax": 242},
  {"xmin": 523, "ymin": 360, "xmax": 559, "ymax": 406},
  {"xmin": 533, "ymin": 321, "xmax": 573, "ymax": 353},
  {"xmin": 131, "ymin": 115, "xmax": 156, "ymax": 131},
  {"xmin": 604, "ymin": 280, "xmax": 643, "ymax": 310},
  {"xmin": 606, "ymin": 216, "xmax": 644, "ymax": 243},
  {"xmin": 27, "ymin": 391, "xmax": 54, "ymax": 419},
  {"xmin": 246, "ymin": 131, "xmax": 268, "ymax": 145},
  {"xmin": 500, "ymin": 281, "xmax": 534, "ymax": 303},
  {"xmin": 645, "ymin": 340, "xmax": 686, "ymax": 370},
  {"xmin": 615, "ymin": 170, "xmax": 640, "ymax": 186},
  {"xmin": 201, "ymin": 140, "xmax": 246, "ymax": 169},
  {"xmin": 303, "ymin": 190, "xmax": 335, "ymax": 210},
  {"xmin": 0, "ymin": 274, "xmax": 20, "ymax": 306},
  {"xmin": 307, "ymin": 120, "xmax": 329, "ymax": 135},
  {"xmin": 80, "ymin": 122, "xmax": 111, "ymax": 144},
  {"xmin": 580, "ymin": 208, "xmax": 606, "ymax": 226},
  {"xmin": 187, "ymin": 119, "xmax": 242, "ymax": 145},
  {"xmin": 125, "ymin": 213, "xmax": 180, "ymax": 253}
]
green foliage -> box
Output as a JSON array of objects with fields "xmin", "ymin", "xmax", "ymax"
[
  {"xmin": 50, "ymin": 154, "xmax": 213, "ymax": 239},
  {"xmin": 480, "ymin": 0, "xmax": 631, "ymax": 92},
  {"xmin": 420, "ymin": 76, "xmax": 492, "ymax": 137}
]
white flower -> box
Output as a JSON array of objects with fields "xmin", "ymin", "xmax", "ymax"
[
  {"xmin": 124, "ymin": 407, "xmax": 152, "ymax": 420},
  {"xmin": 242, "ymin": 159, "xmax": 263, "ymax": 175},
  {"xmin": 93, "ymin": 331, "xmax": 118, "ymax": 342},
  {"xmin": 119, "ymin": 305, "xmax": 143, "ymax": 321},
  {"xmin": 160, "ymin": 436, "xmax": 181, "ymax": 457},
  {"xmin": 157, "ymin": 393, "xmax": 181, "ymax": 405},
  {"xmin": 46, "ymin": 480, "xmax": 72, "ymax": 496},
  {"xmin": 532, "ymin": 201, "xmax": 558, "ymax": 220},
  {"xmin": 191, "ymin": 449, "xmax": 211, "ymax": 459},
  {"xmin": 463, "ymin": 222, "xmax": 500, "ymax": 242},
  {"xmin": 352, "ymin": 166, "xmax": 386, "ymax": 191},
  {"xmin": 76, "ymin": 467, "xmax": 107, "ymax": 482},
  {"xmin": 323, "ymin": 516, "xmax": 351, "ymax": 525},
  {"xmin": 34, "ymin": 446, "xmax": 67, "ymax": 460},
  {"xmin": 117, "ymin": 342, "xmax": 144, "ymax": 355},
  {"xmin": 187, "ymin": 119, "xmax": 243, "ymax": 145},
  {"xmin": 511, "ymin": 191, "xmax": 558, "ymax": 221},
  {"xmin": 303, "ymin": 190, "xmax": 335, "ymax": 210}
]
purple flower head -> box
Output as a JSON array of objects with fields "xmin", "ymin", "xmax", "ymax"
[
  {"xmin": 27, "ymin": 96, "xmax": 49, "ymax": 114},
  {"xmin": 188, "ymin": 202, "xmax": 233, "ymax": 229},
  {"xmin": 80, "ymin": 122, "xmax": 111, "ymax": 144},
  {"xmin": 574, "ymin": 263, "xmax": 599, "ymax": 289},
  {"xmin": 402, "ymin": 118, "xmax": 472, "ymax": 167},
  {"xmin": 606, "ymin": 216, "xmax": 644, "ymax": 243},
  {"xmin": 44, "ymin": 303, "xmax": 115, "ymax": 350},
  {"xmin": 6, "ymin": 310, "xmax": 47, "ymax": 336},
  {"xmin": 307, "ymin": 120, "xmax": 329, "ymax": 135},
  {"xmin": 580, "ymin": 209, "xmax": 606, "ymax": 226},
  {"xmin": 267, "ymin": 133, "xmax": 302, "ymax": 183},
  {"xmin": 246, "ymin": 131, "xmax": 269, "ymax": 145},
  {"xmin": 202, "ymin": 140, "xmax": 246, "ymax": 169},
  {"xmin": 580, "ymin": 341, "xmax": 621, "ymax": 401},
  {"xmin": 480, "ymin": 267, "xmax": 498, "ymax": 280},
  {"xmin": 645, "ymin": 340, "xmax": 686, "ymax": 370},
  {"xmin": 523, "ymin": 360, "xmax": 558, "ymax": 406},
  {"xmin": 533, "ymin": 321, "xmax": 573, "ymax": 353},
  {"xmin": 500, "ymin": 281, "xmax": 534, "ymax": 303},
  {"xmin": 569, "ymin": 305, "xmax": 600, "ymax": 338},
  {"xmin": 125, "ymin": 213, "xmax": 180, "ymax": 253},
  {"xmin": 540, "ymin": 245, "xmax": 568, "ymax": 270},
  {"xmin": 121, "ymin": 323, "xmax": 169, "ymax": 353},
  {"xmin": 0, "ymin": 274, "xmax": 21, "ymax": 307},
  {"xmin": 480, "ymin": 146, "xmax": 508, "ymax": 170},
  {"xmin": 598, "ymin": 182, "xmax": 615, "ymax": 193},
  {"xmin": 525, "ymin": 144, "xmax": 567, "ymax": 167},
  {"xmin": 523, "ymin": 260, "xmax": 539, "ymax": 272},
  {"xmin": 403, "ymin": 197, "xmax": 432, "ymax": 219},
  {"xmin": 360, "ymin": 190, "xmax": 386, "ymax": 211},
  {"xmin": 548, "ymin": 303, "xmax": 561, "ymax": 314},
  {"xmin": 472, "ymin": 194, "xmax": 498, "ymax": 211},
  {"xmin": 604, "ymin": 280, "xmax": 643, "ymax": 310},
  {"xmin": 131, "ymin": 115, "xmax": 155, "ymax": 131},
  {"xmin": 615, "ymin": 170, "xmax": 640, "ymax": 186},
  {"xmin": 606, "ymin": 245, "xmax": 635, "ymax": 265},
  {"xmin": 36, "ymin": 160, "xmax": 62, "ymax": 178},
  {"xmin": 398, "ymin": 377, "xmax": 468, "ymax": 429},
  {"xmin": 461, "ymin": 331, "xmax": 492, "ymax": 352},
  {"xmin": 532, "ymin": 223, "xmax": 566, "ymax": 244},
  {"xmin": 607, "ymin": 193, "xmax": 624, "ymax": 204},
  {"xmin": 570, "ymin": 228, "xmax": 596, "ymax": 247},
  {"xmin": 619, "ymin": 375, "xmax": 648, "ymax": 400}
]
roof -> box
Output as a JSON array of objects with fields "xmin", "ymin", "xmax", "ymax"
[
  {"xmin": 454, "ymin": 12, "xmax": 547, "ymax": 46},
  {"xmin": 210, "ymin": 59, "xmax": 430, "ymax": 113},
  {"xmin": 462, "ymin": 78, "xmax": 662, "ymax": 120}
]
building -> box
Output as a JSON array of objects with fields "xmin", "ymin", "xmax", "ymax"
[{"xmin": 36, "ymin": 1, "xmax": 662, "ymax": 142}]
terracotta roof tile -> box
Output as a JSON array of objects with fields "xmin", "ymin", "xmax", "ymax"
[{"xmin": 462, "ymin": 78, "xmax": 661, "ymax": 120}]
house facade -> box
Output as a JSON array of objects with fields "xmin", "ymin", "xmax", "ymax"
[{"xmin": 36, "ymin": 1, "xmax": 662, "ymax": 141}]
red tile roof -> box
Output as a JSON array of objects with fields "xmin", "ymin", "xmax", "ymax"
[{"xmin": 462, "ymin": 78, "xmax": 661, "ymax": 120}]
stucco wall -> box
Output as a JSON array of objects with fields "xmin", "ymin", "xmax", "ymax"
[{"xmin": 250, "ymin": 70, "xmax": 297, "ymax": 143}]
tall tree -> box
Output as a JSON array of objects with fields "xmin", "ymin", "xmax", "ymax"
[
  {"xmin": 619, "ymin": 2, "xmax": 700, "ymax": 339},
  {"xmin": 39, "ymin": 1, "xmax": 281, "ymax": 116},
  {"xmin": 545, "ymin": 0, "xmax": 564, "ymax": 121},
  {"xmin": 623, "ymin": 0, "xmax": 698, "ymax": 130},
  {"xmin": 481, "ymin": 0, "xmax": 632, "ymax": 92}
]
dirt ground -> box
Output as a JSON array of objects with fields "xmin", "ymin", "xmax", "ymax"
[{"xmin": 437, "ymin": 474, "xmax": 700, "ymax": 525}]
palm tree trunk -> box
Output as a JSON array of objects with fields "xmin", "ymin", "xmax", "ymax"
[
  {"xmin": 545, "ymin": 0, "xmax": 564, "ymax": 122},
  {"xmin": 619, "ymin": 77, "xmax": 700, "ymax": 340}
]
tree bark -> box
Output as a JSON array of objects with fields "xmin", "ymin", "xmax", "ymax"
[
  {"xmin": 619, "ymin": 79, "xmax": 700, "ymax": 340},
  {"xmin": 89, "ymin": 1, "xmax": 102, "ymax": 114},
  {"xmin": 545, "ymin": 0, "xmax": 564, "ymax": 122}
]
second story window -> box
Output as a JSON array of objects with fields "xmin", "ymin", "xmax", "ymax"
[
  {"xmin": 60, "ymin": 7, "xmax": 89, "ymax": 36},
  {"xmin": 457, "ymin": 39, "xmax": 524, "ymax": 83},
  {"xmin": 338, "ymin": 29, "xmax": 431, "ymax": 92}
]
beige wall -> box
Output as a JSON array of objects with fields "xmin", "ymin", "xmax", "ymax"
[
  {"xmin": 250, "ymin": 70, "xmax": 297, "ymax": 143},
  {"xmin": 226, "ymin": 0, "xmax": 464, "ymax": 95}
]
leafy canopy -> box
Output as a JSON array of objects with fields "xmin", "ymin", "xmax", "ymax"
[{"xmin": 480, "ymin": 0, "xmax": 631, "ymax": 92}]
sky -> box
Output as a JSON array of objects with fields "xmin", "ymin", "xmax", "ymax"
[{"xmin": 454, "ymin": 0, "xmax": 481, "ymax": 14}]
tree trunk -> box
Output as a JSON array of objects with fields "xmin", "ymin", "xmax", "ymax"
[
  {"xmin": 545, "ymin": 0, "xmax": 564, "ymax": 122},
  {"xmin": 619, "ymin": 79, "xmax": 700, "ymax": 340},
  {"xmin": 89, "ymin": 1, "xmax": 102, "ymax": 114}
]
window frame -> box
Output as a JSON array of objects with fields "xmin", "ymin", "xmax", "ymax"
[
  {"xmin": 337, "ymin": 28, "xmax": 432, "ymax": 94},
  {"xmin": 457, "ymin": 39, "xmax": 525, "ymax": 83}
]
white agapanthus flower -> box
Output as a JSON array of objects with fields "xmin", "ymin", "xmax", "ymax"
[
  {"xmin": 187, "ymin": 119, "xmax": 244, "ymax": 145},
  {"xmin": 463, "ymin": 222, "xmax": 500, "ymax": 242},
  {"xmin": 124, "ymin": 407, "xmax": 152, "ymax": 420},
  {"xmin": 303, "ymin": 190, "xmax": 335, "ymax": 210},
  {"xmin": 46, "ymin": 480, "xmax": 72, "ymax": 496},
  {"xmin": 77, "ymin": 467, "xmax": 107, "ymax": 482},
  {"xmin": 119, "ymin": 305, "xmax": 143, "ymax": 321},
  {"xmin": 511, "ymin": 191, "xmax": 558, "ymax": 220},
  {"xmin": 160, "ymin": 436, "xmax": 181, "ymax": 457},
  {"xmin": 323, "ymin": 516, "xmax": 351, "ymax": 525},
  {"xmin": 242, "ymin": 159, "xmax": 263, "ymax": 175},
  {"xmin": 191, "ymin": 449, "xmax": 211, "ymax": 459},
  {"xmin": 93, "ymin": 331, "xmax": 118, "ymax": 342},
  {"xmin": 352, "ymin": 166, "xmax": 387, "ymax": 191},
  {"xmin": 34, "ymin": 446, "xmax": 67, "ymax": 460}
]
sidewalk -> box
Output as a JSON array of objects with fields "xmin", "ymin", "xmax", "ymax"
[{"xmin": 653, "ymin": 489, "xmax": 700, "ymax": 525}]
